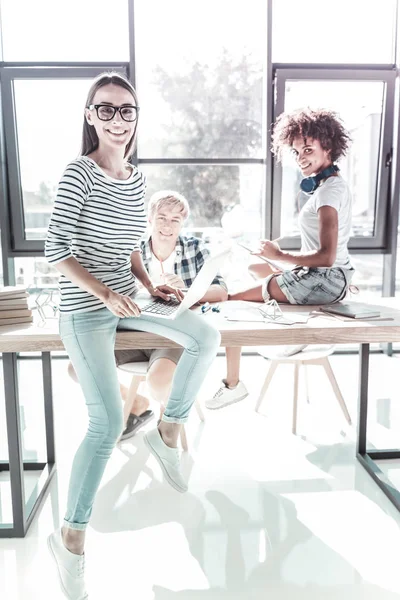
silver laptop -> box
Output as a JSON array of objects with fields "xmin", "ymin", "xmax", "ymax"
[{"xmin": 132, "ymin": 249, "xmax": 229, "ymax": 320}]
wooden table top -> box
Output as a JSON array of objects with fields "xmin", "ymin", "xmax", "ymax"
[{"xmin": 0, "ymin": 299, "xmax": 400, "ymax": 352}]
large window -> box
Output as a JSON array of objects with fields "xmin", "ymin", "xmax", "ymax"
[{"xmin": 0, "ymin": 0, "xmax": 400, "ymax": 299}]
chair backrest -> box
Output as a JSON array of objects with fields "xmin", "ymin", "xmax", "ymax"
[
  {"xmin": 117, "ymin": 361, "xmax": 149, "ymax": 376},
  {"xmin": 258, "ymin": 345, "xmax": 336, "ymax": 362}
]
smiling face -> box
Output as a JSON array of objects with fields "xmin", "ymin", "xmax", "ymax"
[
  {"xmin": 85, "ymin": 83, "xmax": 137, "ymax": 155},
  {"xmin": 150, "ymin": 204, "xmax": 185, "ymax": 247},
  {"xmin": 292, "ymin": 136, "xmax": 332, "ymax": 177}
]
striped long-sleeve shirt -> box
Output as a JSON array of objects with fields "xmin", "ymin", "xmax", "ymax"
[{"xmin": 45, "ymin": 156, "xmax": 147, "ymax": 314}]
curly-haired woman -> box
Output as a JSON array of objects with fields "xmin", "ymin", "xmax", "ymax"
[{"xmin": 206, "ymin": 107, "xmax": 355, "ymax": 410}]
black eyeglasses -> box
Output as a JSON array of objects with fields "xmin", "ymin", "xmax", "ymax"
[{"xmin": 88, "ymin": 104, "xmax": 140, "ymax": 122}]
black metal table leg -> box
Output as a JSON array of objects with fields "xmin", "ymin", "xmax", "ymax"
[
  {"xmin": 42, "ymin": 352, "xmax": 56, "ymax": 465},
  {"xmin": 2, "ymin": 352, "xmax": 25, "ymax": 536},
  {"xmin": 0, "ymin": 352, "xmax": 57, "ymax": 537},
  {"xmin": 356, "ymin": 343, "xmax": 400, "ymax": 512},
  {"xmin": 357, "ymin": 343, "xmax": 369, "ymax": 456}
]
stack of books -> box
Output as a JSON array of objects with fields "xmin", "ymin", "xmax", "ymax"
[{"xmin": 0, "ymin": 286, "xmax": 32, "ymax": 326}]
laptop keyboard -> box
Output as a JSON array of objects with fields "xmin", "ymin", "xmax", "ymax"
[{"xmin": 141, "ymin": 297, "xmax": 181, "ymax": 316}]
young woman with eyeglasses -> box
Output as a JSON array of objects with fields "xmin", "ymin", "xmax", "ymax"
[{"xmin": 45, "ymin": 72, "xmax": 220, "ymax": 599}]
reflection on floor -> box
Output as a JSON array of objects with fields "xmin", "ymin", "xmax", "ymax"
[{"xmin": 1, "ymin": 350, "xmax": 400, "ymax": 599}]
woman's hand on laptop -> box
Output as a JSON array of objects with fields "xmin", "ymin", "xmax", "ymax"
[
  {"xmin": 162, "ymin": 273, "xmax": 186, "ymax": 289},
  {"xmin": 146, "ymin": 283, "xmax": 185, "ymax": 302},
  {"xmin": 103, "ymin": 290, "xmax": 141, "ymax": 318}
]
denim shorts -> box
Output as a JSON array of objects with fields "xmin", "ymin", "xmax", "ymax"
[
  {"xmin": 275, "ymin": 266, "xmax": 354, "ymax": 305},
  {"xmin": 115, "ymin": 347, "xmax": 183, "ymax": 369}
]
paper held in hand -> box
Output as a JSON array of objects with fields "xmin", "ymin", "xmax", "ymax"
[{"xmin": 236, "ymin": 242, "xmax": 289, "ymax": 271}]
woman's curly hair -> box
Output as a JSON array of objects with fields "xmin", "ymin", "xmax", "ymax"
[{"xmin": 271, "ymin": 108, "xmax": 351, "ymax": 163}]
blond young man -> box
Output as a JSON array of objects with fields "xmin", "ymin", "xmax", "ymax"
[{"xmin": 117, "ymin": 190, "xmax": 228, "ymax": 439}]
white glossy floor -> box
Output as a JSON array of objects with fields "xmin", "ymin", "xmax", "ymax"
[{"xmin": 2, "ymin": 349, "xmax": 400, "ymax": 599}]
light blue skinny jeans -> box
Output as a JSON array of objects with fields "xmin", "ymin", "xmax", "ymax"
[{"xmin": 59, "ymin": 307, "xmax": 220, "ymax": 530}]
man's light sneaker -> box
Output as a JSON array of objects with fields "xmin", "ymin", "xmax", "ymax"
[
  {"xmin": 47, "ymin": 528, "xmax": 88, "ymax": 600},
  {"xmin": 144, "ymin": 428, "xmax": 188, "ymax": 493},
  {"xmin": 205, "ymin": 380, "xmax": 249, "ymax": 410}
]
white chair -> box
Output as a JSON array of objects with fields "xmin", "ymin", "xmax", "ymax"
[
  {"xmin": 117, "ymin": 361, "xmax": 205, "ymax": 450},
  {"xmin": 255, "ymin": 346, "xmax": 351, "ymax": 435}
]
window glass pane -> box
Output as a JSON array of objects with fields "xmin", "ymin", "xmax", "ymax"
[
  {"xmin": 278, "ymin": 80, "xmax": 384, "ymax": 239},
  {"xmin": 135, "ymin": 0, "xmax": 267, "ymax": 158},
  {"xmin": 1, "ymin": 0, "xmax": 129, "ymax": 61},
  {"xmin": 396, "ymin": 229, "xmax": 400, "ymax": 294},
  {"xmin": 141, "ymin": 164, "xmax": 264, "ymax": 291},
  {"xmin": 14, "ymin": 256, "xmax": 60, "ymax": 325},
  {"xmin": 14, "ymin": 79, "xmax": 92, "ymax": 240},
  {"xmin": 14, "ymin": 256, "xmax": 59, "ymax": 292},
  {"xmin": 18, "ymin": 358, "xmax": 47, "ymax": 463},
  {"xmin": 0, "ymin": 232, "xmax": 3, "ymax": 286},
  {"xmin": 140, "ymin": 163, "xmax": 263, "ymax": 237},
  {"xmin": 273, "ymin": 0, "xmax": 396, "ymax": 64},
  {"xmin": 351, "ymin": 254, "xmax": 383, "ymax": 297},
  {"xmin": 0, "ymin": 378, "xmax": 13, "ymax": 523}
]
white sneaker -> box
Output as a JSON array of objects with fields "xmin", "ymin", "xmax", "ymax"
[
  {"xmin": 205, "ymin": 380, "xmax": 249, "ymax": 410},
  {"xmin": 144, "ymin": 428, "xmax": 188, "ymax": 493},
  {"xmin": 47, "ymin": 529, "xmax": 88, "ymax": 600}
]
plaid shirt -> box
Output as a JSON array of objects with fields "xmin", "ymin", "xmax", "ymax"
[{"xmin": 141, "ymin": 235, "xmax": 227, "ymax": 291}]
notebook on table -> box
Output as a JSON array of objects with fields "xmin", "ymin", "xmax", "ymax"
[{"xmin": 318, "ymin": 303, "xmax": 380, "ymax": 319}]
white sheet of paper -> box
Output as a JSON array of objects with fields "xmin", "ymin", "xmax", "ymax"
[
  {"xmin": 224, "ymin": 308, "xmax": 266, "ymax": 322},
  {"xmin": 258, "ymin": 307, "xmax": 310, "ymax": 325},
  {"xmin": 224, "ymin": 306, "xmax": 310, "ymax": 325},
  {"xmin": 273, "ymin": 314, "xmax": 310, "ymax": 325}
]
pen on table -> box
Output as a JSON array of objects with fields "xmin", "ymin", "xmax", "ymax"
[{"xmin": 201, "ymin": 302, "xmax": 211, "ymax": 313}]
